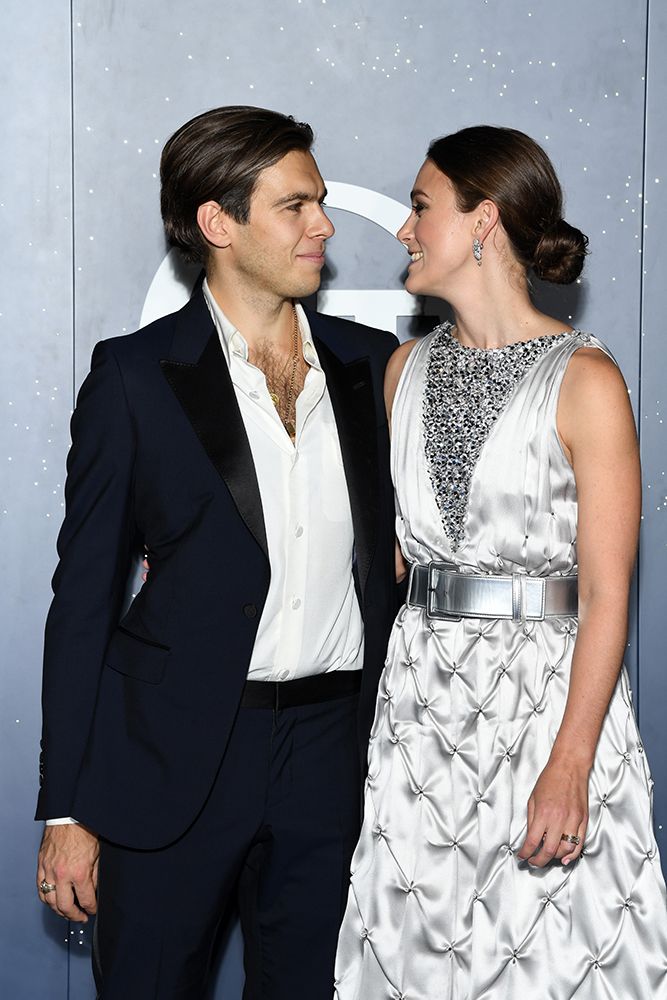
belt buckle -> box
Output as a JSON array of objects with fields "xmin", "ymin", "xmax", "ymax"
[
  {"xmin": 426, "ymin": 560, "xmax": 462, "ymax": 622},
  {"xmin": 512, "ymin": 574, "xmax": 546, "ymax": 622}
]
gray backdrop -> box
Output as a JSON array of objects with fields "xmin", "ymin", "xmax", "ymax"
[{"xmin": 2, "ymin": 1, "xmax": 666, "ymax": 996}]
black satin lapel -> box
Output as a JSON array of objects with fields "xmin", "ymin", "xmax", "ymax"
[
  {"xmin": 161, "ymin": 333, "xmax": 268, "ymax": 559},
  {"xmin": 315, "ymin": 338, "xmax": 378, "ymax": 607}
]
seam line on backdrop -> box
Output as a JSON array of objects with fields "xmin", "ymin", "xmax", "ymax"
[
  {"xmin": 636, "ymin": 0, "xmax": 652, "ymax": 721},
  {"xmin": 70, "ymin": 0, "xmax": 76, "ymax": 416},
  {"xmin": 68, "ymin": 0, "xmax": 75, "ymax": 991}
]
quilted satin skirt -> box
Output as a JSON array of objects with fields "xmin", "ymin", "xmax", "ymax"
[{"xmin": 334, "ymin": 608, "xmax": 667, "ymax": 1000}]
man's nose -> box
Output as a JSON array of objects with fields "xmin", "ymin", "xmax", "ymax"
[{"xmin": 315, "ymin": 205, "xmax": 335, "ymax": 239}]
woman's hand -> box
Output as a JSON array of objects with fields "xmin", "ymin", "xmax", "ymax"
[{"xmin": 517, "ymin": 755, "xmax": 589, "ymax": 867}]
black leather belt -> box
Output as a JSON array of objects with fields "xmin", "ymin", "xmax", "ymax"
[
  {"xmin": 407, "ymin": 561, "xmax": 578, "ymax": 621},
  {"xmin": 240, "ymin": 670, "xmax": 362, "ymax": 710}
]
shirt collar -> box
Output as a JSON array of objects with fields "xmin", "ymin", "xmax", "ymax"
[{"xmin": 202, "ymin": 278, "xmax": 321, "ymax": 371}]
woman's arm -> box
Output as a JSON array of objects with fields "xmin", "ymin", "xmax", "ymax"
[
  {"xmin": 384, "ymin": 339, "xmax": 419, "ymax": 429},
  {"xmin": 384, "ymin": 340, "xmax": 419, "ymax": 584},
  {"xmin": 517, "ymin": 346, "xmax": 640, "ymax": 866}
]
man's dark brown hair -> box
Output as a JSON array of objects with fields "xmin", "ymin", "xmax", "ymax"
[{"xmin": 160, "ymin": 106, "xmax": 314, "ymax": 264}]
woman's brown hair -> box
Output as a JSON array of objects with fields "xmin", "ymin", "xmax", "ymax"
[{"xmin": 428, "ymin": 125, "xmax": 588, "ymax": 284}]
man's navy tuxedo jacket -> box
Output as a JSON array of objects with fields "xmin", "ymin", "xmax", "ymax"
[{"xmin": 36, "ymin": 290, "xmax": 398, "ymax": 849}]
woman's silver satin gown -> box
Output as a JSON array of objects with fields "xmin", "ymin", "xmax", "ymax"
[{"xmin": 334, "ymin": 326, "xmax": 667, "ymax": 1000}]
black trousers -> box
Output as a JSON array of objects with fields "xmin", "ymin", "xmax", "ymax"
[{"xmin": 93, "ymin": 691, "xmax": 361, "ymax": 999}]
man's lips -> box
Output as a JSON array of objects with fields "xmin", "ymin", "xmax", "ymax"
[{"xmin": 297, "ymin": 252, "xmax": 326, "ymax": 265}]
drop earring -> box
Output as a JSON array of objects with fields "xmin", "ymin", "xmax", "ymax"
[{"xmin": 472, "ymin": 238, "xmax": 483, "ymax": 266}]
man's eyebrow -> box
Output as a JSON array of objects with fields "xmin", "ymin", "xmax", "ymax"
[{"xmin": 272, "ymin": 188, "xmax": 329, "ymax": 207}]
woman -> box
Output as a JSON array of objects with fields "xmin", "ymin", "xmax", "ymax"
[{"xmin": 334, "ymin": 126, "xmax": 667, "ymax": 999}]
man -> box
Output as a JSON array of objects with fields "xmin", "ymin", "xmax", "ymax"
[{"xmin": 35, "ymin": 106, "xmax": 398, "ymax": 998}]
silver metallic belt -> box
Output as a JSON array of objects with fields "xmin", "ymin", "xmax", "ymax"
[{"xmin": 406, "ymin": 561, "xmax": 578, "ymax": 622}]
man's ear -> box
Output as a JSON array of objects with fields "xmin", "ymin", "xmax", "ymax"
[
  {"xmin": 472, "ymin": 199, "xmax": 500, "ymax": 245},
  {"xmin": 196, "ymin": 201, "xmax": 233, "ymax": 250}
]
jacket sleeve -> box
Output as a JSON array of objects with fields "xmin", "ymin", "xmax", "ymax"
[{"xmin": 36, "ymin": 340, "xmax": 137, "ymax": 820}]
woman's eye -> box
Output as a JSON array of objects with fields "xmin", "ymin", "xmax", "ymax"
[{"xmin": 412, "ymin": 202, "xmax": 426, "ymax": 216}]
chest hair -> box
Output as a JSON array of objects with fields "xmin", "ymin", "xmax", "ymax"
[{"xmin": 250, "ymin": 339, "xmax": 310, "ymax": 436}]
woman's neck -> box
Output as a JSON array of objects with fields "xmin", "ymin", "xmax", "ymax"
[{"xmin": 446, "ymin": 270, "xmax": 572, "ymax": 349}]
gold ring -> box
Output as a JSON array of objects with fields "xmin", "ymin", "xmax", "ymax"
[
  {"xmin": 560, "ymin": 833, "xmax": 581, "ymax": 846},
  {"xmin": 39, "ymin": 879, "xmax": 57, "ymax": 894}
]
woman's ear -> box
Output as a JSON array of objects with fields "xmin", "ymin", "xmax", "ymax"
[
  {"xmin": 472, "ymin": 199, "xmax": 500, "ymax": 244},
  {"xmin": 196, "ymin": 201, "xmax": 233, "ymax": 250}
]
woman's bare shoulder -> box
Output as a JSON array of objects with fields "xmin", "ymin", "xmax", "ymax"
[
  {"xmin": 561, "ymin": 344, "xmax": 627, "ymax": 403},
  {"xmin": 558, "ymin": 342, "xmax": 636, "ymax": 460},
  {"xmin": 384, "ymin": 338, "xmax": 421, "ymax": 417}
]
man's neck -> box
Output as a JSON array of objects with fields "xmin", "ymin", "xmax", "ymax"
[{"xmin": 205, "ymin": 273, "xmax": 295, "ymax": 353}]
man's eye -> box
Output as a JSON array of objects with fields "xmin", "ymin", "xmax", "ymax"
[{"xmin": 287, "ymin": 203, "xmax": 303, "ymax": 212}]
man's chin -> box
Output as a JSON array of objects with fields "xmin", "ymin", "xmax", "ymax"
[{"xmin": 289, "ymin": 277, "xmax": 323, "ymax": 301}]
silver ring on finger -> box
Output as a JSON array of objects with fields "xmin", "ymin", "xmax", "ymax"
[{"xmin": 39, "ymin": 879, "xmax": 57, "ymax": 894}]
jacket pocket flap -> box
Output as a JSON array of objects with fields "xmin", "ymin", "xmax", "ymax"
[{"xmin": 104, "ymin": 628, "xmax": 170, "ymax": 685}]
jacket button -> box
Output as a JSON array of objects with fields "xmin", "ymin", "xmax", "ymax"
[{"xmin": 243, "ymin": 604, "xmax": 257, "ymax": 619}]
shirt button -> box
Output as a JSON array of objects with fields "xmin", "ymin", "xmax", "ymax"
[
  {"xmin": 243, "ymin": 604, "xmax": 257, "ymax": 619},
  {"xmin": 295, "ymin": 525, "xmax": 304, "ymax": 538},
  {"xmin": 249, "ymin": 390, "xmax": 260, "ymax": 400},
  {"xmin": 278, "ymin": 669, "xmax": 290, "ymax": 681},
  {"xmin": 291, "ymin": 598, "xmax": 301, "ymax": 610}
]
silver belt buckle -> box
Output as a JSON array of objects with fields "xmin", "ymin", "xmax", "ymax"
[
  {"xmin": 512, "ymin": 574, "xmax": 546, "ymax": 621},
  {"xmin": 426, "ymin": 560, "xmax": 462, "ymax": 621}
]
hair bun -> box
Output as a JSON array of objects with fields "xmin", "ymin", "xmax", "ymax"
[{"xmin": 533, "ymin": 219, "xmax": 588, "ymax": 284}]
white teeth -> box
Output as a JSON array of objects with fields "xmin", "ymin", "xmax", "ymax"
[{"xmin": 410, "ymin": 251, "xmax": 424, "ymax": 262}]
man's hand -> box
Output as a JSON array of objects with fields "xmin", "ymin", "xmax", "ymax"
[{"xmin": 37, "ymin": 823, "xmax": 99, "ymax": 921}]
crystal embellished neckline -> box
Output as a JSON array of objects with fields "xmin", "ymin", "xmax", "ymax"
[
  {"xmin": 423, "ymin": 322, "xmax": 575, "ymax": 551},
  {"xmin": 443, "ymin": 322, "xmax": 574, "ymax": 354}
]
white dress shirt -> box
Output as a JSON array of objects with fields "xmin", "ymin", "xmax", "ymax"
[
  {"xmin": 46, "ymin": 286, "xmax": 364, "ymax": 823},
  {"xmin": 203, "ymin": 279, "xmax": 364, "ymax": 681}
]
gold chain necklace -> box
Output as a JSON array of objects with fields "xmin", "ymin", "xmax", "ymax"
[{"xmin": 268, "ymin": 306, "xmax": 299, "ymax": 438}]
